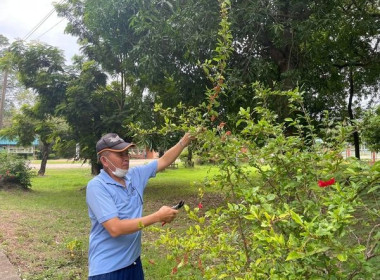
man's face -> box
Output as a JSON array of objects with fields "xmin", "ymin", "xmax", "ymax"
[{"xmin": 101, "ymin": 150, "xmax": 130, "ymax": 170}]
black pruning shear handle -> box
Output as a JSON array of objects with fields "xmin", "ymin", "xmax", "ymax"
[{"xmin": 162, "ymin": 200, "xmax": 184, "ymax": 226}]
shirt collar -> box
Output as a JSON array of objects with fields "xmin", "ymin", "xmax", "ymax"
[{"xmin": 99, "ymin": 169, "xmax": 126, "ymax": 188}]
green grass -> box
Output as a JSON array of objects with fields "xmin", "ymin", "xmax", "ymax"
[
  {"xmin": 0, "ymin": 165, "xmax": 219, "ymax": 280},
  {"xmin": 1, "ymin": 164, "xmax": 377, "ymax": 279}
]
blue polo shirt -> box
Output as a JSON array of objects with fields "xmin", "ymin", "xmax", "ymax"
[{"xmin": 86, "ymin": 160, "xmax": 158, "ymax": 276}]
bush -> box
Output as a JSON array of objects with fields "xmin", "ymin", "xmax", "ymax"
[
  {"xmin": 0, "ymin": 153, "xmax": 35, "ymax": 189},
  {"xmin": 159, "ymin": 87, "xmax": 380, "ymax": 279},
  {"xmin": 133, "ymin": 2, "xmax": 379, "ymax": 277}
]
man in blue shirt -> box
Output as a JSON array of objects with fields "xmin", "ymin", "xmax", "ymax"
[{"xmin": 86, "ymin": 132, "xmax": 193, "ymax": 279}]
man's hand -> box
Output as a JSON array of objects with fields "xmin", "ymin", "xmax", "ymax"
[{"xmin": 156, "ymin": 206, "xmax": 178, "ymax": 224}]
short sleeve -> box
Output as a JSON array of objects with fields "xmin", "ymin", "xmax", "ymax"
[{"xmin": 130, "ymin": 160, "xmax": 158, "ymax": 192}]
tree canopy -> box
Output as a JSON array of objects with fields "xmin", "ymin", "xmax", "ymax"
[
  {"xmin": 1, "ymin": 0, "xmax": 378, "ymax": 169},
  {"xmin": 7, "ymin": 41, "xmax": 68, "ymax": 175},
  {"xmin": 56, "ymin": 0, "xmax": 379, "ymax": 120}
]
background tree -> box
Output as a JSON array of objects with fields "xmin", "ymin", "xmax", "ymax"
[
  {"xmin": 55, "ymin": 0, "xmax": 220, "ymax": 159},
  {"xmin": 0, "ymin": 34, "xmax": 11, "ymax": 128},
  {"xmin": 361, "ymin": 105, "xmax": 380, "ymax": 152},
  {"xmin": 56, "ymin": 0, "xmax": 379, "ymax": 161},
  {"xmin": 8, "ymin": 41, "xmax": 68, "ymax": 175},
  {"xmin": 1, "ymin": 105, "xmax": 66, "ymax": 175},
  {"xmin": 60, "ymin": 58, "xmax": 138, "ymax": 174}
]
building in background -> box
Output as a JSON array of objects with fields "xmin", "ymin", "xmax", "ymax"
[{"xmin": 0, "ymin": 137, "xmax": 39, "ymax": 158}]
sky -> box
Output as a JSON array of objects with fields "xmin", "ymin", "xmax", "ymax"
[{"xmin": 0, "ymin": 0, "xmax": 80, "ymax": 64}]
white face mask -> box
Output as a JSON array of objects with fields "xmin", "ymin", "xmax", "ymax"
[{"xmin": 104, "ymin": 157, "xmax": 128, "ymax": 178}]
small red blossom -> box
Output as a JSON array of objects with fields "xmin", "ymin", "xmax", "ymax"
[
  {"xmin": 198, "ymin": 202, "xmax": 203, "ymax": 209},
  {"xmin": 218, "ymin": 122, "xmax": 226, "ymax": 129},
  {"xmin": 213, "ymin": 85, "xmax": 221, "ymax": 93},
  {"xmin": 318, "ymin": 178, "xmax": 335, "ymax": 188},
  {"xmin": 225, "ymin": 131, "xmax": 231, "ymax": 136},
  {"xmin": 171, "ymin": 266, "xmax": 178, "ymax": 274}
]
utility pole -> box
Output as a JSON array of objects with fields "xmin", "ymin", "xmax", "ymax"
[{"xmin": 0, "ymin": 69, "xmax": 8, "ymax": 128}]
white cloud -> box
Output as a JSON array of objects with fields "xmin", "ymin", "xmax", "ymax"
[{"xmin": 0, "ymin": 0, "xmax": 80, "ymax": 63}]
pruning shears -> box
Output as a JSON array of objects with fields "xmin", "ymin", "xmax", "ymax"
[{"xmin": 162, "ymin": 200, "xmax": 185, "ymax": 226}]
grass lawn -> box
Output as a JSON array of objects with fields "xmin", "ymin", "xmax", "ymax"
[
  {"xmin": 0, "ymin": 162, "xmax": 378, "ymax": 279},
  {"xmin": 0, "ymin": 164, "xmax": 219, "ymax": 280}
]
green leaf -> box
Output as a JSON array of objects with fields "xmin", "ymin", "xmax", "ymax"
[
  {"xmin": 337, "ymin": 253, "xmax": 348, "ymax": 262},
  {"xmin": 290, "ymin": 210, "xmax": 304, "ymax": 226},
  {"xmin": 367, "ymin": 185, "xmax": 379, "ymax": 194},
  {"xmin": 286, "ymin": 251, "xmax": 305, "ymax": 261},
  {"xmin": 244, "ymin": 214, "xmax": 257, "ymax": 220}
]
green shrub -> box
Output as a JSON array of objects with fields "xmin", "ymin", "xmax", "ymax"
[
  {"xmin": 0, "ymin": 153, "xmax": 35, "ymax": 189},
  {"xmin": 158, "ymin": 86, "xmax": 380, "ymax": 280},
  {"xmin": 132, "ymin": 1, "xmax": 379, "ymax": 278}
]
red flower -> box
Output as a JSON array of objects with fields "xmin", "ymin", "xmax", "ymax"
[
  {"xmin": 318, "ymin": 178, "xmax": 335, "ymax": 187},
  {"xmin": 225, "ymin": 131, "xmax": 231, "ymax": 136},
  {"xmin": 171, "ymin": 266, "xmax": 178, "ymax": 274},
  {"xmin": 198, "ymin": 202, "xmax": 203, "ymax": 209},
  {"xmin": 218, "ymin": 122, "xmax": 226, "ymax": 129},
  {"xmin": 213, "ymin": 85, "xmax": 221, "ymax": 94}
]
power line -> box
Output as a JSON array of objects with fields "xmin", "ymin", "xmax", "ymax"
[
  {"xmin": 35, "ymin": 18, "xmax": 65, "ymax": 40},
  {"xmin": 23, "ymin": 8, "xmax": 56, "ymax": 40},
  {"xmin": 23, "ymin": 0, "xmax": 66, "ymax": 41}
]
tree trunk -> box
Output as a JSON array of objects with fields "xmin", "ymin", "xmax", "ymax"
[
  {"xmin": 348, "ymin": 68, "xmax": 360, "ymax": 159},
  {"xmin": 91, "ymin": 161, "xmax": 101, "ymax": 175},
  {"xmin": 0, "ymin": 70, "xmax": 8, "ymax": 128},
  {"xmin": 187, "ymin": 146, "xmax": 194, "ymax": 167},
  {"xmin": 38, "ymin": 142, "xmax": 53, "ymax": 176}
]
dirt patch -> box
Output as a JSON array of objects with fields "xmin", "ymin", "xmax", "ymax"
[{"xmin": 0, "ymin": 210, "xmax": 29, "ymax": 267}]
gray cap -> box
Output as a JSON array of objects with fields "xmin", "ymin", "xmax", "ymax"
[{"xmin": 96, "ymin": 133, "xmax": 135, "ymax": 154}]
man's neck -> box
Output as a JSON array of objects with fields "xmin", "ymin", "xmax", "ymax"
[{"xmin": 105, "ymin": 169, "xmax": 126, "ymax": 187}]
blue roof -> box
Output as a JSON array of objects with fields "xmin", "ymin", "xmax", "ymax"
[{"xmin": 0, "ymin": 137, "xmax": 39, "ymax": 146}]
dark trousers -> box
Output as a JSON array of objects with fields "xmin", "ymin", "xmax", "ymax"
[{"xmin": 88, "ymin": 257, "xmax": 144, "ymax": 280}]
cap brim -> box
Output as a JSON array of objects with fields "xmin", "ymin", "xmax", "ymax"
[{"xmin": 97, "ymin": 143, "xmax": 135, "ymax": 154}]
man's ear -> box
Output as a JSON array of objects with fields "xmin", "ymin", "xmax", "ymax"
[{"xmin": 99, "ymin": 155, "xmax": 107, "ymax": 166}]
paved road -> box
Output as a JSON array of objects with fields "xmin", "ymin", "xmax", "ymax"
[{"xmin": 0, "ymin": 251, "xmax": 20, "ymax": 280}]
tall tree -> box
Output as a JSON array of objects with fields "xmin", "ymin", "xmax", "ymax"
[
  {"xmin": 60, "ymin": 58, "xmax": 136, "ymax": 174},
  {"xmin": 56, "ymin": 0, "xmax": 220, "ymax": 160},
  {"xmin": 9, "ymin": 41, "xmax": 68, "ymax": 175},
  {"xmin": 0, "ymin": 35, "xmax": 11, "ymax": 128},
  {"xmin": 56, "ymin": 0, "xmax": 379, "ymax": 159},
  {"xmin": 55, "ymin": 0, "xmax": 144, "ymax": 103}
]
